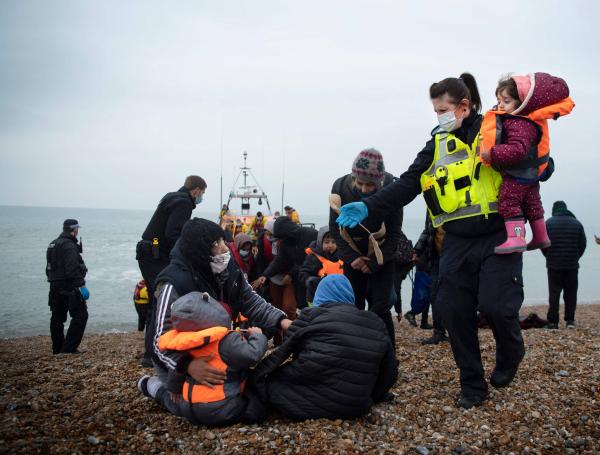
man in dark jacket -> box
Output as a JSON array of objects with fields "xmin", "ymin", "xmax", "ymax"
[
  {"xmin": 137, "ymin": 175, "xmax": 206, "ymax": 366},
  {"xmin": 542, "ymin": 201, "xmax": 587, "ymax": 329},
  {"xmin": 253, "ymin": 275, "xmax": 398, "ymax": 421},
  {"xmin": 151, "ymin": 218, "xmax": 291, "ymax": 389},
  {"xmin": 254, "ymin": 216, "xmax": 318, "ymax": 312},
  {"xmin": 46, "ymin": 219, "xmax": 89, "ymax": 354},
  {"xmin": 329, "ymin": 149, "xmax": 403, "ymax": 346}
]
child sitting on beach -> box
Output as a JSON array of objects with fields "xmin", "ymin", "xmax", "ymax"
[
  {"xmin": 480, "ymin": 72, "xmax": 574, "ymax": 254},
  {"xmin": 298, "ymin": 226, "xmax": 343, "ymax": 305},
  {"xmin": 137, "ymin": 291, "xmax": 268, "ymax": 426}
]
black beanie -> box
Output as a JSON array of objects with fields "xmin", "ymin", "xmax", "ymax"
[{"xmin": 180, "ymin": 218, "xmax": 225, "ymax": 268}]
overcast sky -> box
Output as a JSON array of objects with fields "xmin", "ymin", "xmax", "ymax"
[{"xmin": 1, "ymin": 0, "xmax": 598, "ymax": 222}]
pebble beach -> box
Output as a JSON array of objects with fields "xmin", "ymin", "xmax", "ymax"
[{"xmin": 1, "ymin": 304, "xmax": 599, "ymax": 454}]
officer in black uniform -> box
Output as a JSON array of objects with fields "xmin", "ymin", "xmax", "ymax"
[
  {"xmin": 137, "ymin": 175, "xmax": 207, "ymax": 367},
  {"xmin": 46, "ymin": 219, "xmax": 89, "ymax": 354}
]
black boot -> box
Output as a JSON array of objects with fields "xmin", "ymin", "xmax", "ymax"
[
  {"xmin": 490, "ymin": 348, "xmax": 525, "ymax": 388},
  {"xmin": 421, "ymin": 329, "xmax": 448, "ymax": 345},
  {"xmin": 457, "ymin": 393, "xmax": 486, "ymax": 409},
  {"xmin": 404, "ymin": 311, "xmax": 417, "ymax": 327}
]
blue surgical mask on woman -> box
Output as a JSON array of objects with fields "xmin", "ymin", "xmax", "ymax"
[
  {"xmin": 195, "ymin": 195, "xmax": 203, "ymax": 204},
  {"xmin": 239, "ymin": 250, "xmax": 250, "ymax": 259}
]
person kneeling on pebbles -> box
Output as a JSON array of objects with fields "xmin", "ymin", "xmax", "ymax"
[
  {"xmin": 138, "ymin": 292, "xmax": 268, "ymax": 426},
  {"xmin": 252, "ymin": 275, "xmax": 399, "ymax": 421}
]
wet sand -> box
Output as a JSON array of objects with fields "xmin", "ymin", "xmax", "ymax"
[{"xmin": 1, "ymin": 304, "xmax": 599, "ymax": 454}]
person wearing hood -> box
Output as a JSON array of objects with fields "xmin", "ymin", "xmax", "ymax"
[
  {"xmin": 229, "ymin": 233, "xmax": 257, "ymax": 283},
  {"xmin": 480, "ymin": 73, "xmax": 574, "ymax": 254},
  {"xmin": 542, "ymin": 201, "xmax": 587, "ymax": 329},
  {"xmin": 298, "ymin": 226, "xmax": 343, "ymax": 304},
  {"xmin": 252, "ymin": 275, "xmax": 398, "ymax": 421},
  {"xmin": 138, "ymin": 292, "xmax": 268, "ymax": 426},
  {"xmin": 329, "ymin": 148, "xmax": 403, "ymax": 348},
  {"xmin": 253, "ymin": 216, "xmax": 318, "ymax": 326},
  {"xmin": 150, "ymin": 218, "xmax": 292, "ymax": 391},
  {"xmin": 136, "ymin": 175, "xmax": 207, "ymax": 367}
]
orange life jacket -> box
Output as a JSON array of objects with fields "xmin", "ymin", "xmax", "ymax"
[
  {"xmin": 305, "ymin": 247, "xmax": 344, "ymax": 277},
  {"xmin": 481, "ymin": 97, "xmax": 575, "ymax": 180},
  {"xmin": 158, "ymin": 326, "xmax": 246, "ymax": 403}
]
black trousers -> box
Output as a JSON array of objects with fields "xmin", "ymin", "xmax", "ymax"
[
  {"xmin": 437, "ymin": 230, "xmax": 525, "ymax": 397},
  {"xmin": 49, "ymin": 282, "xmax": 88, "ymax": 354},
  {"xmin": 138, "ymin": 257, "xmax": 169, "ymax": 361},
  {"xmin": 429, "ymin": 256, "xmax": 445, "ymax": 333},
  {"xmin": 344, "ymin": 261, "xmax": 396, "ymax": 347},
  {"xmin": 546, "ymin": 268, "xmax": 579, "ymax": 323}
]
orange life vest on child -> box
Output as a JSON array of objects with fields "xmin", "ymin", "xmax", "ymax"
[
  {"xmin": 481, "ymin": 97, "xmax": 575, "ymax": 181},
  {"xmin": 305, "ymin": 247, "xmax": 344, "ymax": 277},
  {"xmin": 158, "ymin": 327, "xmax": 246, "ymax": 403}
]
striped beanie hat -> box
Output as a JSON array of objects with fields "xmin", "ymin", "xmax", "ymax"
[{"xmin": 351, "ymin": 148, "xmax": 385, "ymax": 187}]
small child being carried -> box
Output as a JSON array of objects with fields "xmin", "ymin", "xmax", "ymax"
[
  {"xmin": 137, "ymin": 291, "xmax": 268, "ymax": 426},
  {"xmin": 480, "ymin": 72, "xmax": 574, "ymax": 254}
]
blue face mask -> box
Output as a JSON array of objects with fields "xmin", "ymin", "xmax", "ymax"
[
  {"xmin": 352, "ymin": 186, "xmax": 377, "ymax": 199},
  {"xmin": 195, "ymin": 195, "xmax": 203, "ymax": 204}
]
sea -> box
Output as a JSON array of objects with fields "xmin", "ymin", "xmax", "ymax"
[{"xmin": 1, "ymin": 205, "xmax": 598, "ymax": 339}]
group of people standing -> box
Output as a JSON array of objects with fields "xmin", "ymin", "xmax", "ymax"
[{"xmin": 46, "ymin": 70, "xmax": 590, "ymax": 426}]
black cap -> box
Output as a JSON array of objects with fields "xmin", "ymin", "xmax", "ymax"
[
  {"xmin": 63, "ymin": 219, "xmax": 80, "ymax": 230},
  {"xmin": 256, "ymin": 211, "xmax": 263, "ymax": 217}
]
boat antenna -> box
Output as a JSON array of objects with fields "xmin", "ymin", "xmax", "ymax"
[
  {"xmin": 219, "ymin": 118, "xmax": 224, "ymax": 212},
  {"xmin": 281, "ymin": 137, "xmax": 286, "ymax": 213}
]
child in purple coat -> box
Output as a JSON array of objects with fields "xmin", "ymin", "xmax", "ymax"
[{"xmin": 481, "ymin": 72, "xmax": 574, "ymax": 254}]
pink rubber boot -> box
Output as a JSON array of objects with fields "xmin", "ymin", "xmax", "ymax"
[
  {"xmin": 527, "ymin": 218, "xmax": 551, "ymax": 250},
  {"xmin": 495, "ymin": 219, "xmax": 527, "ymax": 254}
]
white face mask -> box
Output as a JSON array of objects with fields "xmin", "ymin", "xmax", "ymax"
[
  {"xmin": 239, "ymin": 250, "xmax": 250, "ymax": 259},
  {"xmin": 210, "ymin": 251, "xmax": 231, "ymax": 274},
  {"xmin": 437, "ymin": 109, "xmax": 462, "ymax": 132}
]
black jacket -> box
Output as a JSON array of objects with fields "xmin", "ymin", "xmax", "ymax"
[
  {"xmin": 153, "ymin": 242, "xmax": 286, "ymax": 372},
  {"xmin": 413, "ymin": 214, "xmax": 437, "ymax": 273},
  {"xmin": 262, "ymin": 218, "xmax": 318, "ymax": 279},
  {"xmin": 329, "ymin": 172, "xmax": 403, "ymax": 272},
  {"xmin": 254, "ymin": 231, "xmax": 273, "ymax": 276},
  {"xmin": 363, "ymin": 112, "xmax": 504, "ymax": 238},
  {"xmin": 46, "ymin": 233, "xmax": 87, "ymax": 288},
  {"xmin": 142, "ymin": 187, "xmax": 196, "ymax": 257},
  {"xmin": 254, "ymin": 302, "xmax": 398, "ymax": 420},
  {"xmin": 543, "ymin": 214, "xmax": 587, "ymax": 270}
]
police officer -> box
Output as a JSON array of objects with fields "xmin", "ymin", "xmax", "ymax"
[
  {"xmin": 338, "ymin": 74, "xmax": 526, "ymax": 409},
  {"xmin": 137, "ymin": 175, "xmax": 207, "ymax": 367},
  {"xmin": 46, "ymin": 219, "xmax": 89, "ymax": 354}
]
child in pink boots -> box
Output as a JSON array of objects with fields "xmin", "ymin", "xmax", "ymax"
[{"xmin": 480, "ymin": 72, "xmax": 574, "ymax": 254}]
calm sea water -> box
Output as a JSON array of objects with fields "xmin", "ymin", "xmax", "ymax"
[{"xmin": 0, "ymin": 205, "xmax": 598, "ymax": 338}]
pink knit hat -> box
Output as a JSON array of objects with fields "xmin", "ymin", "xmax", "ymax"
[{"xmin": 351, "ymin": 148, "xmax": 385, "ymax": 187}]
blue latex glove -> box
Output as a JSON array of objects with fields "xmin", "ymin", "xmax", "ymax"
[
  {"xmin": 336, "ymin": 202, "xmax": 369, "ymax": 229},
  {"xmin": 79, "ymin": 286, "xmax": 90, "ymax": 301}
]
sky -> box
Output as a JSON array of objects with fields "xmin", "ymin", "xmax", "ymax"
[{"xmin": 1, "ymin": 0, "xmax": 598, "ymax": 223}]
